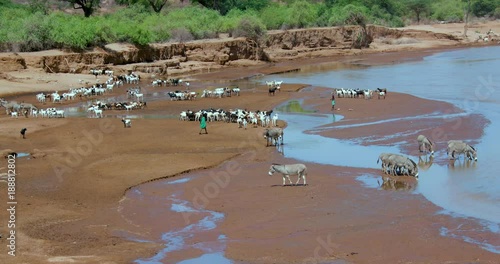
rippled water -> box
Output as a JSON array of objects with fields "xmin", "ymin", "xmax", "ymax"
[
  {"xmin": 119, "ymin": 175, "xmax": 233, "ymax": 264},
  {"xmin": 260, "ymin": 46, "xmax": 500, "ymax": 253}
]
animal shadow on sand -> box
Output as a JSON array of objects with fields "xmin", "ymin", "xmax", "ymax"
[{"xmin": 271, "ymin": 184, "xmax": 308, "ymax": 187}]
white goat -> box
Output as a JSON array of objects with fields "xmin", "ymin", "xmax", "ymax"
[{"xmin": 272, "ymin": 113, "xmax": 279, "ymax": 127}]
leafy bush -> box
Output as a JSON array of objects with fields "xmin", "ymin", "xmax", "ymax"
[
  {"xmin": 431, "ymin": 0, "xmax": 464, "ymax": 22},
  {"xmin": 260, "ymin": 3, "xmax": 290, "ymax": 30},
  {"xmin": 20, "ymin": 12, "xmax": 53, "ymax": 51},
  {"xmin": 220, "ymin": 9, "xmax": 246, "ymax": 33},
  {"xmin": 329, "ymin": 4, "xmax": 370, "ymax": 26},
  {"xmin": 316, "ymin": 3, "xmax": 333, "ymax": 27},
  {"xmin": 128, "ymin": 26, "xmax": 153, "ymax": 46},
  {"xmin": 0, "ymin": 8, "xmax": 33, "ymax": 50},
  {"xmin": 0, "ymin": 0, "xmax": 20, "ymax": 8},
  {"xmin": 495, "ymin": 7, "xmax": 500, "ymax": 18},
  {"xmin": 48, "ymin": 13, "xmax": 96, "ymax": 49},
  {"xmin": 231, "ymin": 16, "xmax": 266, "ymax": 40},
  {"xmin": 169, "ymin": 28, "xmax": 194, "ymax": 42},
  {"xmin": 28, "ymin": 0, "xmax": 50, "ymax": 15},
  {"xmin": 286, "ymin": 0, "xmax": 318, "ymax": 28},
  {"xmin": 164, "ymin": 6, "xmax": 222, "ymax": 39},
  {"xmin": 472, "ymin": 0, "xmax": 500, "ymax": 17}
]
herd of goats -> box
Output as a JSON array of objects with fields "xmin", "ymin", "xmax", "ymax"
[
  {"xmin": 377, "ymin": 134, "xmax": 478, "ymax": 179},
  {"xmin": 336, "ymin": 87, "xmax": 388, "ymax": 99},
  {"xmin": 0, "ymin": 71, "xmax": 197, "ymax": 119},
  {"xmin": 0, "ymin": 74, "xmax": 278, "ymax": 119},
  {"xmin": 179, "ymin": 108, "xmax": 283, "ymax": 145},
  {"xmin": 0, "ymin": 72, "xmax": 148, "ymax": 119}
]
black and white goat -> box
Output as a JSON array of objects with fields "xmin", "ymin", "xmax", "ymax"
[{"xmin": 121, "ymin": 118, "xmax": 132, "ymax": 128}]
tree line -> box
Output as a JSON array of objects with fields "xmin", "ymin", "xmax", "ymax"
[{"xmin": 0, "ymin": 0, "xmax": 498, "ymax": 52}]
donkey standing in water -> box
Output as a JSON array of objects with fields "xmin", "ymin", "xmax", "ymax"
[
  {"xmin": 263, "ymin": 127, "xmax": 284, "ymax": 146},
  {"xmin": 268, "ymin": 163, "xmax": 308, "ymax": 186},
  {"xmin": 447, "ymin": 140, "xmax": 477, "ymax": 161},
  {"xmin": 417, "ymin": 135, "xmax": 434, "ymax": 155}
]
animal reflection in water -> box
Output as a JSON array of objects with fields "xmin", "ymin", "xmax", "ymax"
[
  {"xmin": 378, "ymin": 176, "xmax": 417, "ymax": 191},
  {"xmin": 418, "ymin": 155, "xmax": 434, "ymax": 171},
  {"xmin": 448, "ymin": 158, "xmax": 477, "ymax": 171},
  {"xmin": 268, "ymin": 163, "xmax": 307, "ymax": 186},
  {"xmin": 275, "ymin": 141, "xmax": 285, "ymax": 155}
]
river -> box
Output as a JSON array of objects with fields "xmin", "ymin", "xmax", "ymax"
[{"xmin": 260, "ymin": 45, "xmax": 500, "ymax": 253}]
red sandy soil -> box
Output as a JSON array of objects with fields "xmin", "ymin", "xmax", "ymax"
[{"xmin": 0, "ymin": 23, "xmax": 499, "ymax": 264}]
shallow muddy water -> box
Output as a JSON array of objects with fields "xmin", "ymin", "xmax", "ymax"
[{"xmin": 118, "ymin": 175, "xmax": 236, "ymax": 264}]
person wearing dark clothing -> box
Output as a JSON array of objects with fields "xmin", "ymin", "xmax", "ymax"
[
  {"xmin": 20, "ymin": 128, "xmax": 27, "ymax": 139},
  {"xmin": 331, "ymin": 93, "xmax": 336, "ymax": 110}
]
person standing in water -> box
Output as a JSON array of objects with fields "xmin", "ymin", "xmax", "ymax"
[
  {"xmin": 331, "ymin": 92, "xmax": 336, "ymax": 111},
  {"xmin": 199, "ymin": 114, "xmax": 208, "ymax": 134}
]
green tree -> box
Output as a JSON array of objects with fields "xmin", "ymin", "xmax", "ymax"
[
  {"xmin": 472, "ymin": 0, "xmax": 499, "ymax": 17},
  {"xmin": 405, "ymin": 0, "xmax": 431, "ymax": 24},
  {"xmin": 147, "ymin": 0, "xmax": 168, "ymax": 13},
  {"xmin": 62, "ymin": 0, "xmax": 100, "ymax": 17},
  {"xmin": 191, "ymin": 0, "xmax": 235, "ymax": 15},
  {"xmin": 233, "ymin": 0, "xmax": 268, "ymax": 11},
  {"xmin": 369, "ymin": 0, "xmax": 399, "ymax": 15},
  {"xmin": 116, "ymin": 0, "xmax": 169, "ymax": 13}
]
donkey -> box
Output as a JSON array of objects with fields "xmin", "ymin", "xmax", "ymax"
[
  {"xmin": 377, "ymin": 153, "xmax": 393, "ymax": 173},
  {"xmin": 263, "ymin": 127, "xmax": 284, "ymax": 146},
  {"xmin": 387, "ymin": 154, "xmax": 419, "ymax": 178},
  {"xmin": 417, "ymin": 135, "xmax": 434, "ymax": 155},
  {"xmin": 447, "ymin": 140, "xmax": 477, "ymax": 161},
  {"xmin": 268, "ymin": 163, "xmax": 307, "ymax": 186},
  {"xmin": 378, "ymin": 153, "xmax": 418, "ymax": 178}
]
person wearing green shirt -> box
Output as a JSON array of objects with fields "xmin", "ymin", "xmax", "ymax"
[{"xmin": 199, "ymin": 115, "xmax": 208, "ymax": 134}]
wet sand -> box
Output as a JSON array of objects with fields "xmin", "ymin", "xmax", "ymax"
[{"xmin": 0, "ymin": 48, "xmax": 498, "ymax": 263}]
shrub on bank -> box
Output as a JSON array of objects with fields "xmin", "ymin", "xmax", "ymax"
[
  {"xmin": 431, "ymin": 0, "xmax": 464, "ymax": 22},
  {"xmin": 259, "ymin": 3, "xmax": 290, "ymax": 30},
  {"xmin": 0, "ymin": 0, "xmax": 497, "ymax": 52}
]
